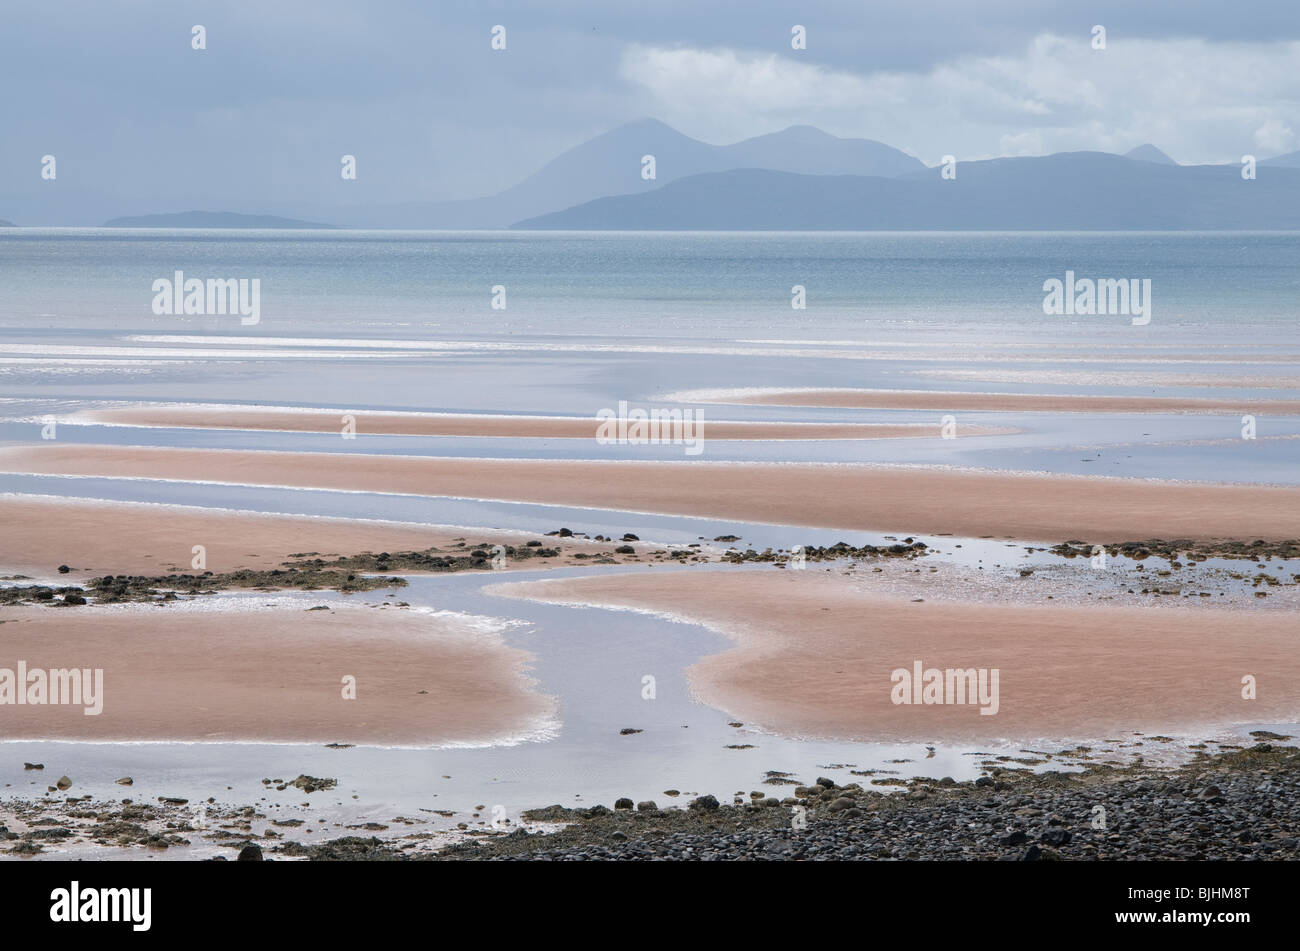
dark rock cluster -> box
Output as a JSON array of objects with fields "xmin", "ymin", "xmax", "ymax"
[
  {"xmin": 420, "ymin": 744, "xmax": 1299, "ymax": 862},
  {"xmin": 722, "ymin": 540, "xmax": 928, "ymax": 565}
]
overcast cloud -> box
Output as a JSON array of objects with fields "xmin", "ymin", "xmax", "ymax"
[
  {"xmin": 620, "ymin": 35, "xmax": 1300, "ymax": 164},
  {"xmin": 3, "ymin": 0, "xmax": 1298, "ymax": 210}
]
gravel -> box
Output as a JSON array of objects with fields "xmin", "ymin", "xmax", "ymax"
[{"xmin": 417, "ymin": 743, "xmax": 1300, "ymax": 862}]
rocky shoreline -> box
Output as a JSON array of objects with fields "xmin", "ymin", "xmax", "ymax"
[
  {"xmin": 4, "ymin": 533, "xmax": 1296, "ymax": 609},
  {"xmin": 3, "ymin": 735, "xmax": 1296, "ymax": 862},
  {"xmin": 3, "ymin": 528, "xmax": 1297, "ymax": 862},
  {"xmin": 0, "ymin": 533, "xmax": 623, "ymax": 607},
  {"xmin": 424, "ymin": 742, "xmax": 1300, "ymax": 862}
]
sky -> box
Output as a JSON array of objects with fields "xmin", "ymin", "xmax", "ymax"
[{"xmin": 3, "ymin": 0, "xmax": 1299, "ymax": 210}]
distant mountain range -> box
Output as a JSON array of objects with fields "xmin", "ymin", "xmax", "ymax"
[
  {"xmin": 335, "ymin": 119, "xmax": 924, "ymax": 228},
  {"xmin": 515, "ymin": 150, "xmax": 1300, "ymax": 231},
  {"xmin": 1262, "ymin": 150, "xmax": 1300, "ymax": 168},
  {"xmin": 103, "ymin": 211, "xmax": 336, "ymax": 229},
  {"xmin": 0, "ymin": 219, "xmax": 14, "ymax": 227},
  {"xmin": 6, "ymin": 120, "xmax": 1300, "ymax": 230}
]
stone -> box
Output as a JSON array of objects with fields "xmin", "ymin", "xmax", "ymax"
[{"xmin": 1042, "ymin": 828, "xmax": 1072, "ymax": 847}]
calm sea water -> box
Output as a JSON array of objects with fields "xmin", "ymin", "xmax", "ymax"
[{"xmin": 2, "ymin": 229, "xmax": 1298, "ymax": 344}]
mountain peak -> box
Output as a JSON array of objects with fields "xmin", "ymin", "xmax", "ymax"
[
  {"xmin": 616, "ymin": 117, "xmax": 679, "ymax": 134},
  {"xmin": 1124, "ymin": 144, "xmax": 1178, "ymax": 165},
  {"xmin": 772, "ymin": 124, "xmax": 837, "ymax": 139}
]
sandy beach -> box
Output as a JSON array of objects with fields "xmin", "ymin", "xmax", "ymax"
[
  {"xmin": 76, "ymin": 404, "xmax": 1014, "ymax": 441},
  {"xmin": 5, "ymin": 444, "xmax": 1299, "ymax": 542},
  {"xmin": 0, "ymin": 601, "xmax": 553, "ymax": 746},
  {"xmin": 0, "ymin": 495, "xmax": 621, "ymax": 578},
  {"xmin": 500, "ymin": 569, "xmax": 1300, "ymax": 743}
]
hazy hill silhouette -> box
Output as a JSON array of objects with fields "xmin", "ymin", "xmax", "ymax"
[{"xmin": 515, "ymin": 152, "xmax": 1300, "ymax": 230}]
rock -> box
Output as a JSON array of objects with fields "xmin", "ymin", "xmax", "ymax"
[
  {"xmin": 237, "ymin": 842, "xmax": 263, "ymax": 861},
  {"xmin": 636, "ymin": 801, "xmax": 658, "ymax": 813},
  {"xmin": 610, "ymin": 831, "xmax": 627, "ymax": 841},
  {"xmin": 815, "ymin": 776, "xmax": 837, "ymax": 789},
  {"xmin": 1250, "ymin": 730, "xmax": 1292, "ymax": 741},
  {"xmin": 57, "ymin": 565, "xmax": 70, "ymax": 574},
  {"xmin": 401, "ymin": 742, "xmax": 1300, "ymax": 862},
  {"xmin": 621, "ymin": 534, "xmax": 639, "ymax": 541},
  {"xmin": 22, "ymin": 763, "xmax": 43, "ymax": 770},
  {"xmin": 689, "ymin": 794, "xmax": 720, "ymax": 811},
  {"xmin": 614, "ymin": 798, "xmax": 634, "ymax": 811},
  {"xmin": 1041, "ymin": 828, "xmax": 1072, "ymax": 847},
  {"xmin": 619, "ymin": 728, "xmax": 643, "ymax": 735},
  {"xmin": 115, "ymin": 777, "xmax": 133, "ymax": 786},
  {"xmin": 975, "ymin": 776, "xmax": 994, "ymax": 788},
  {"xmin": 56, "ymin": 776, "xmax": 72, "ymax": 790},
  {"xmin": 289, "ymin": 774, "xmax": 337, "ymax": 793}
]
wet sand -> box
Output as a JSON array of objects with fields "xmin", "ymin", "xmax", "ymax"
[
  {"xmin": 0, "ymin": 495, "xmax": 616, "ymax": 577},
  {"xmin": 0, "ymin": 602, "xmax": 554, "ymax": 746},
  {"xmin": 77, "ymin": 404, "xmax": 1013, "ymax": 441},
  {"xmin": 500, "ymin": 570, "xmax": 1300, "ymax": 743},
  {"xmin": 673, "ymin": 387, "xmax": 1300, "ymax": 415},
  {"xmin": 5, "ymin": 444, "xmax": 1300, "ymax": 542}
]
